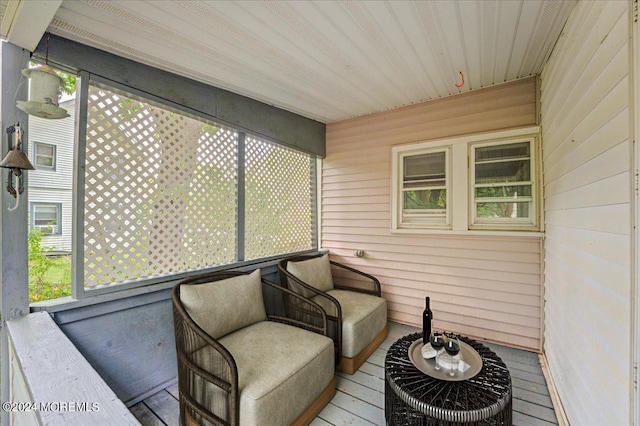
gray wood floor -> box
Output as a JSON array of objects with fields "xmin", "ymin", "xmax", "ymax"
[{"xmin": 131, "ymin": 322, "xmax": 557, "ymax": 425}]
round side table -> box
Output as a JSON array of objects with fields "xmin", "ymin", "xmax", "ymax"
[{"xmin": 385, "ymin": 332, "xmax": 512, "ymax": 425}]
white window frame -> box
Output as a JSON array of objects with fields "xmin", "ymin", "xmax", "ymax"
[
  {"xmin": 392, "ymin": 146, "xmax": 451, "ymax": 230},
  {"xmin": 469, "ymin": 137, "xmax": 537, "ymax": 230},
  {"xmin": 33, "ymin": 142, "xmax": 56, "ymax": 170},
  {"xmin": 391, "ymin": 126, "xmax": 541, "ymax": 234},
  {"xmin": 31, "ymin": 203, "xmax": 62, "ymax": 235}
]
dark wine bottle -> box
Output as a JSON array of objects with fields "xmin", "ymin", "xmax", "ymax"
[{"xmin": 422, "ymin": 296, "xmax": 433, "ymax": 344}]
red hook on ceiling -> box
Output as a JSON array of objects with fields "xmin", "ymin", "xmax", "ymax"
[{"xmin": 455, "ymin": 71, "xmax": 465, "ymax": 88}]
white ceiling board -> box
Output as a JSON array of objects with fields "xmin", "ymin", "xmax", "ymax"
[
  {"xmin": 15, "ymin": 0, "xmax": 578, "ymax": 123},
  {"xmin": 0, "ymin": 0, "xmax": 62, "ymax": 51}
]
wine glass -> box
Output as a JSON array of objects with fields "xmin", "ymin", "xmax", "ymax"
[
  {"xmin": 444, "ymin": 335, "xmax": 460, "ymax": 376},
  {"xmin": 429, "ymin": 332, "xmax": 445, "ymax": 370}
]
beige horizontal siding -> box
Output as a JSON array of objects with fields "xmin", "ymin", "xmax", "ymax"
[
  {"xmin": 540, "ymin": 1, "xmax": 631, "ymax": 424},
  {"xmin": 323, "ymin": 77, "xmax": 542, "ymax": 351}
]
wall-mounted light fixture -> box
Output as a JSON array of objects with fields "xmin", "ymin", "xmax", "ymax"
[{"xmin": 0, "ymin": 123, "xmax": 34, "ymax": 211}]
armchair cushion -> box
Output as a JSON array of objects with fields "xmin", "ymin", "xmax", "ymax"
[
  {"xmin": 313, "ymin": 289, "xmax": 387, "ymax": 358},
  {"xmin": 286, "ymin": 254, "xmax": 334, "ymax": 293},
  {"xmin": 195, "ymin": 321, "xmax": 334, "ymax": 426},
  {"xmin": 179, "ymin": 269, "xmax": 266, "ymax": 339}
]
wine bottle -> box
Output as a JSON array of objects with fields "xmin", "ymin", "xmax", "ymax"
[{"xmin": 422, "ymin": 296, "xmax": 433, "ymax": 344}]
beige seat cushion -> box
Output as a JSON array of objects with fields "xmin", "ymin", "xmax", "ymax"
[
  {"xmin": 179, "ymin": 269, "xmax": 266, "ymax": 339},
  {"xmin": 287, "ymin": 255, "xmax": 334, "ymax": 293},
  {"xmin": 314, "ymin": 289, "xmax": 387, "ymax": 358},
  {"xmin": 195, "ymin": 321, "xmax": 334, "ymax": 426}
]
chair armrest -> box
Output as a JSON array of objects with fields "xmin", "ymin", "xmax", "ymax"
[
  {"xmin": 261, "ymin": 278, "xmax": 329, "ymax": 336},
  {"xmin": 277, "ymin": 262, "xmax": 342, "ymax": 318},
  {"xmin": 172, "ymin": 286, "xmax": 240, "ymax": 426},
  {"xmin": 330, "ymin": 260, "xmax": 382, "ymax": 297}
]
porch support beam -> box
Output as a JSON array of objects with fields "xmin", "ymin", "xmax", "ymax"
[
  {"xmin": 0, "ymin": 40, "xmax": 31, "ymax": 426},
  {"xmin": 33, "ymin": 34, "xmax": 326, "ymax": 158}
]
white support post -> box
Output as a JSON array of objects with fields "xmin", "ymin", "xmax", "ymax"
[{"xmin": 0, "ymin": 40, "xmax": 31, "ymax": 426}]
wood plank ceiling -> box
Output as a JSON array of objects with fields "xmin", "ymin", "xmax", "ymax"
[{"xmin": 1, "ymin": 0, "xmax": 576, "ymax": 123}]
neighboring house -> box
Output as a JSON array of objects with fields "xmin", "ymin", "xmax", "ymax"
[{"xmin": 27, "ymin": 98, "xmax": 75, "ymax": 254}]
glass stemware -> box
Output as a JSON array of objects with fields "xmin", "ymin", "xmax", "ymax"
[
  {"xmin": 430, "ymin": 332, "xmax": 445, "ymax": 370},
  {"xmin": 444, "ymin": 335, "xmax": 460, "ymax": 376}
]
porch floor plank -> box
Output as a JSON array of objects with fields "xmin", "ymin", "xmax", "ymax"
[
  {"xmin": 130, "ymin": 403, "xmax": 165, "ymax": 426},
  {"xmin": 131, "ymin": 321, "xmax": 558, "ymax": 425}
]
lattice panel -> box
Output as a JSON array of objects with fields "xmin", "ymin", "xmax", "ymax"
[
  {"xmin": 245, "ymin": 137, "xmax": 313, "ymax": 260},
  {"xmin": 84, "ymin": 85, "xmax": 237, "ymax": 286}
]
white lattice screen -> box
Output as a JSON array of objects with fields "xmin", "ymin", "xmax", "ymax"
[
  {"xmin": 84, "ymin": 85, "xmax": 237, "ymax": 287},
  {"xmin": 245, "ymin": 136, "xmax": 314, "ymax": 260}
]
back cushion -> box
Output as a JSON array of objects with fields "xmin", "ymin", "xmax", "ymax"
[
  {"xmin": 287, "ymin": 255, "xmax": 334, "ymax": 293},
  {"xmin": 180, "ymin": 269, "xmax": 267, "ymax": 339}
]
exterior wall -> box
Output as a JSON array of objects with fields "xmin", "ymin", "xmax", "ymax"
[
  {"xmin": 323, "ymin": 78, "xmax": 543, "ymax": 351},
  {"xmin": 540, "ymin": 1, "xmax": 631, "ymax": 425},
  {"xmin": 28, "ymin": 189, "xmax": 73, "ymax": 253},
  {"xmin": 27, "ymin": 99, "xmax": 75, "ymax": 253}
]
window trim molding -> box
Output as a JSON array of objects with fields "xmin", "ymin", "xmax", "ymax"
[
  {"xmin": 469, "ymin": 136, "xmax": 538, "ymax": 231},
  {"xmin": 33, "ymin": 141, "xmax": 57, "ymax": 170},
  {"xmin": 30, "ymin": 202, "xmax": 62, "ymax": 236},
  {"xmin": 392, "ymin": 145, "xmax": 451, "ymax": 230},
  {"xmin": 391, "ymin": 126, "xmax": 542, "ymax": 235}
]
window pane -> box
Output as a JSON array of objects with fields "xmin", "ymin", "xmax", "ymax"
[
  {"xmin": 404, "ymin": 152, "xmax": 445, "ymax": 185},
  {"xmin": 476, "ymin": 202, "xmax": 530, "ymax": 219},
  {"xmin": 34, "ymin": 205, "xmax": 59, "ymax": 234},
  {"xmin": 475, "ymin": 185, "xmax": 532, "ymax": 198},
  {"xmin": 84, "ymin": 85, "xmax": 237, "ymax": 287},
  {"xmin": 245, "ymin": 137, "xmax": 313, "ymax": 260},
  {"xmin": 475, "ymin": 160, "xmax": 530, "ymax": 184},
  {"xmin": 475, "ymin": 142, "xmax": 529, "ymax": 162},
  {"xmin": 35, "ymin": 217, "xmax": 56, "ymax": 226},
  {"xmin": 37, "ymin": 156, "xmax": 54, "ymax": 167},
  {"xmin": 35, "ymin": 144, "xmax": 55, "ymax": 168},
  {"xmin": 34, "ymin": 206, "xmax": 58, "ymax": 223},
  {"xmin": 36, "ymin": 144, "xmax": 55, "ymax": 157},
  {"xmin": 39, "ymin": 226, "xmax": 54, "ymax": 235},
  {"xmin": 403, "ymin": 189, "xmax": 446, "ymax": 210}
]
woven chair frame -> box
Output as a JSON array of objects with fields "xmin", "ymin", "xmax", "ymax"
[
  {"xmin": 172, "ymin": 270, "xmax": 329, "ymax": 426},
  {"xmin": 278, "ymin": 254, "xmax": 382, "ymax": 364}
]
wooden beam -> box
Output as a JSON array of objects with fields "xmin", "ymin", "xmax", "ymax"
[
  {"xmin": 0, "ymin": 0, "xmax": 62, "ymax": 51},
  {"xmin": 33, "ymin": 34, "xmax": 326, "ymax": 157}
]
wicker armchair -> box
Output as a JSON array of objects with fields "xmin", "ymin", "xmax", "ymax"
[
  {"xmin": 278, "ymin": 254, "xmax": 388, "ymax": 374},
  {"xmin": 172, "ymin": 269, "xmax": 336, "ymax": 426}
]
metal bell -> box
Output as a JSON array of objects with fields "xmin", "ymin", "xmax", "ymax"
[{"xmin": 0, "ymin": 148, "xmax": 35, "ymax": 172}]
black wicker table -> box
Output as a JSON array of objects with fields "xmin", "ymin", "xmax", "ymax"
[{"xmin": 385, "ymin": 332, "xmax": 512, "ymax": 425}]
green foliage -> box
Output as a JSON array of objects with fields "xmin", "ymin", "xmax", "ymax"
[
  {"xmin": 404, "ymin": 189, "xmax": 446, "ymax": 210},
  {"xmin": 474, "ymin": 185, "xmax": 531, "ymax": 218},
  {"xmin": 118, "ymin": 98, "xmax": 145, "ymax": 119},
  {"xmin": 58, "ymin": 72, "xmax": 77, "ymax": 96},
  {"xmin": 28, "ymin": 228, "xmax": 53, "ymax": 285},
  {"xmin": 28, "ymin": 229, "xmax": 71, "ymax": 302}
]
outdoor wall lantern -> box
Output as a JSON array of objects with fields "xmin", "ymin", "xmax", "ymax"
[{"xmin": 0, "ymin": 123, "xmax": 34, "ymax": 211}]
